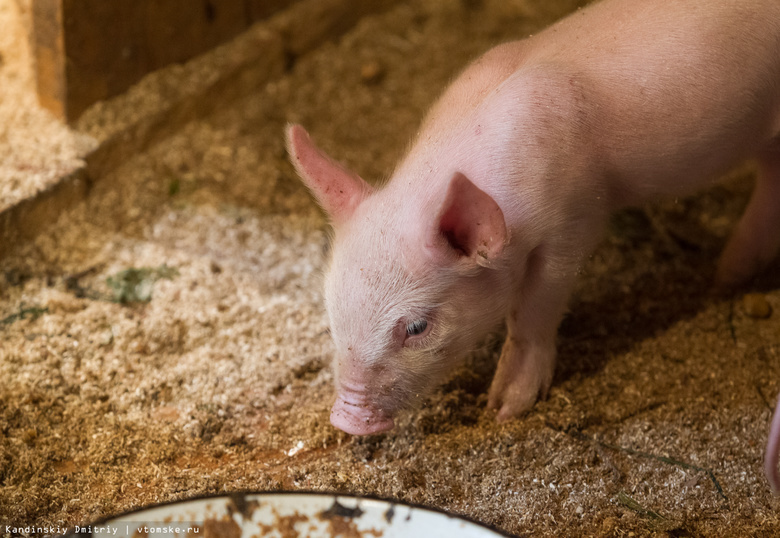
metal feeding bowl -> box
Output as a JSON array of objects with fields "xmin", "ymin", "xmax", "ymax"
[{"xmin": 64, "ymin": 492, "xmax": 514, "ymax": 537}]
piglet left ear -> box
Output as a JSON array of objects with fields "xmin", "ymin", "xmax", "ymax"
[
  {"xmin": 286, "ymin": 124, "xmax": 372, "ymax": 226},
  {"xmin": 434, "ymin": 172, "xmax": 507, "ymax": 267}
]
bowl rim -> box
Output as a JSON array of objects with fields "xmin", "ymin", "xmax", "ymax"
[{"xmin": 61, "ymin": 489, "xmax": 518, "ymax": 537}]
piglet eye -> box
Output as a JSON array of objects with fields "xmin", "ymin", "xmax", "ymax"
[{"xmin": 406, "ymin": 319, "xmax": 428, "ymax": 337}]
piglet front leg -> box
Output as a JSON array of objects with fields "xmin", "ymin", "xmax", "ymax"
[
  {"xmin": 487, "ymin": 247, "xmax": 575, "ymax": 420},
  {"xmin": 488, "ymin": 331, "xmax": 556, "ymax": 421}
]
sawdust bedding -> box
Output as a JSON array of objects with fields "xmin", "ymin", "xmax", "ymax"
[{"xmin": 2, "ymin": 0, "xmax": 780, "ymax": 536}]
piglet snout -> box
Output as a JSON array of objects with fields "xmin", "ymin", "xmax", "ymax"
[{"xmin": 330, "ymin": 391, "xmax": 394, "ymax": 435}]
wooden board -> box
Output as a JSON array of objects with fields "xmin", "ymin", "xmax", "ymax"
[{"xmin": 32, "ymin": 0, "xmax": 296, "ymax": 123}]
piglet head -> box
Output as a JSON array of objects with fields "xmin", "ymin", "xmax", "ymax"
[{"xmin": 286, "ymin": 124, "xmax": 509, "ymax": 435}]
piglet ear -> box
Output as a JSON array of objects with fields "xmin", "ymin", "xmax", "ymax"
[
  {"xmin": 286, "ymin": 124, "xmax": 373, "ymax": 225},
  {"xmin": 434, "ymin": 172, "xmax": 507, "ymax": 267}
]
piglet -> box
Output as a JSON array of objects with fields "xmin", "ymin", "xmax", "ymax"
[{"xmin": 286, "ymin": 0, "xmax": 780, "ymax": 489}]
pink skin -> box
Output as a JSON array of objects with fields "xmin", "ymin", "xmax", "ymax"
[
  {"xmin": 766, "ymin": 398, "xmax": 780, "ymax": 495},
  {"xmin": 287, "ymin": 0, "xmax": 780, "ymax": 490},
  {"xmin": 330, "ymin": 381, "xmax": 395, "ymax": 436}
]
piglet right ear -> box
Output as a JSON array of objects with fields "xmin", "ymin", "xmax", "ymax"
[
  {"xmin": 434, "ymin": 172, "xmax": 507, "ymax": 268},
  {"xmin": 286, "ymin": 124, "xmax": 373, "ymax": 225}
]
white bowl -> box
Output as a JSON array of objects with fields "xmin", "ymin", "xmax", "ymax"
[{"xmin": 65, "ymin": 492, "xmax": 514, "ymax": 537}]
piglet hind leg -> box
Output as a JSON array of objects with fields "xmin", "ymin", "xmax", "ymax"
[
  {"xmin": 487, "ymin": 248, "xmax": 572, "ymax": 421},
  {"xmin": 718, "ymin": 141, "xmax": 780, "ymax": 493},
  {"xmin": 716, "ymin": 142, "xmax": 780, "ymax": 287}
]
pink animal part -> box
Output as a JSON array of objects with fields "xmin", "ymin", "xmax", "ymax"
[
  {"xmin": 766, "ymin": 398, "xmax": 780, "ymax": 494},
  {"xmin": 287, "ymin": 0, "xmax": 780, "ymax": 491}
]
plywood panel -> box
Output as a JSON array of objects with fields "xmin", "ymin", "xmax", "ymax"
[{"xmin": 32, "ymin": 0, "xmax": 297, "ymax": 123}]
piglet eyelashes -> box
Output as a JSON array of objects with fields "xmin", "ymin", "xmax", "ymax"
[{"xmin": 405, "ymin": 319, "xmax": 429, "ymax": 337}]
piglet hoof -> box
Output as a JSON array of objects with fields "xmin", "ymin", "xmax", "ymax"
[
  {"xmin": 714, "ymin": 258, "xmax": 755, "ymax": 291},
  {"xmin": 487, "ymin": 337, "xmax": 555, "ymax": 422},
  {"xmin": 715, "ymin": 229, "xmax": 780, "ymax": 290}
]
